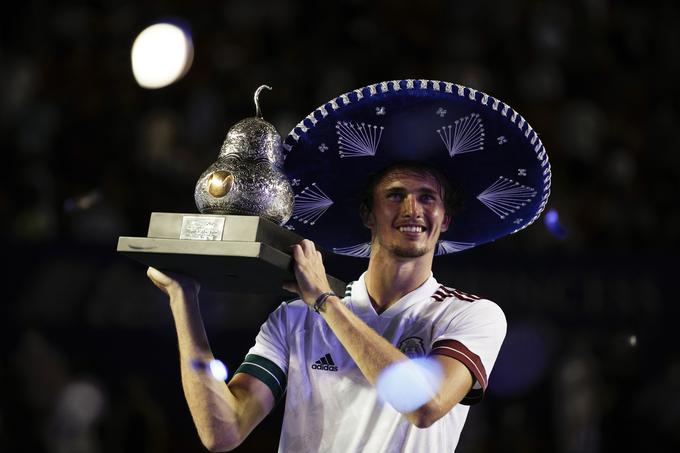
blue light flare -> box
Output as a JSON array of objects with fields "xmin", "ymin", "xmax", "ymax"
[
  {"xmin": 208, "ymin": 359, "xmax": 228, "ymax": 381},
  {"xmin": 376, "ymin": 357, "xmax": 443, "ymax": 413},
  {"xmin": 191, "ymin": 358, "xmax": 229, "ymax": 381},
  {"xmin": 544, "ymin": 208, "xmax": 567, "ymax": 239}
]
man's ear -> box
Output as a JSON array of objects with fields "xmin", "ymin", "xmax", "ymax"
[
  {"xmin": 441, "ymin": 213, "xmax": 451, "ymax": 233},
  {"xmin": 360, "ymin": 204, "xmax": 374, "ymax": 228}
]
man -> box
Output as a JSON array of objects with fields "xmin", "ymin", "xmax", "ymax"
[
  {"xmin": 148, "ymin": 161, "xmax": 505, "ymax": 452},
  {"xmin": 148, "ymin": 79, "xmax": 551, "ymax": 451}
]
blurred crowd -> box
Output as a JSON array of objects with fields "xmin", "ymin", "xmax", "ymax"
[{"xmin": 1, "ymin": 0, "xmax": 679, "ymax": 452}]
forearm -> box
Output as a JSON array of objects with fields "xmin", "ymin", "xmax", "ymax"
[
  {"xmin": 319, "ymin": 296, "xmax": 407, "ymax": 385},
  {"xmin": 169, "ymin": 290, "xmax": 243, "ymax": 451},
  {"xmin": 319, "ymin": 296, "xmax": 465, "ymax": 427}
]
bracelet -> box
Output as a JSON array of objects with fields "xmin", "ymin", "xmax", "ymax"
[{"xmin": 313, "ymin": 291, "xmax": 336, "ymax": 313}]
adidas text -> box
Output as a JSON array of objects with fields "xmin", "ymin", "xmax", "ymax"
[
  {"xmin": 311, "ymin": 353, "xmax": 338, "ymax": 372},
  {"xmin": 311, "ymin": 363, "xmax": 338, "ymax": 371}
]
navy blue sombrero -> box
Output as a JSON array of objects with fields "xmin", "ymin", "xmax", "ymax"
[{"xmin": 281, "ymin": 79, "xmax": 551, "ymax": 257}]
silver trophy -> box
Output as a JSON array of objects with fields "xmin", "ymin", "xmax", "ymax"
[{"xmin": 117, "ymin": 86, "xmax": 345, "ymax": 294}]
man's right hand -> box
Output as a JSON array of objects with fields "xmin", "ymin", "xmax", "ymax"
[{"xmin": 146, "ymin": 267, "xmax": 200, "ymax": 298}]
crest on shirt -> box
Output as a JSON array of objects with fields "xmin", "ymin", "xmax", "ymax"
[{"xmin": 398, "ymin": 336, "xmax": 426, "ymax": 358}]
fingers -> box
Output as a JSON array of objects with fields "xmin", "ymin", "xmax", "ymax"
[
  {"xmin": 291, "ymin": 240, "xmax": 324, "ymax": 262},
  {"xmin": 299, "ymin": 239, "xmax": 317, "ymax": 257},
  {"xmin": 147, "ymin": 266, "xmax": 171, "ymax": 285}
]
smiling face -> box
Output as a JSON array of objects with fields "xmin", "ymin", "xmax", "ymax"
[{"xmin": 362, "ymin": 169, "xmax": 451, "ymax": 259}]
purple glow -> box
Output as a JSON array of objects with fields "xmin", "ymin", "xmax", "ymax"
[
  {"xmin": 544, "ymin": 208, "xmax": 567, "ymax": 239},
  {"xmin": 545, "ymin": 209, "xmax": 559, "ymax": 225}
]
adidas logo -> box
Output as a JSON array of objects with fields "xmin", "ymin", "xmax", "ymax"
[{"xmin": 311, "ymin": 353, "xmax": 338, "ymax": 372}]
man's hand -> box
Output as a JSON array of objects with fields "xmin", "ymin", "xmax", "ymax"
[
  {"xmin": 283, "ymin": 239, "xmax": 332, "ymax": 306},
  {"xmin": 147, "ymin": 267, "xmax": 200, "ymax": 298}
]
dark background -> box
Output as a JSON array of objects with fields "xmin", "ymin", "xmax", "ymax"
[{"xmin": 2, "ymin": 0, "xmax": 679, "ymax": 452}]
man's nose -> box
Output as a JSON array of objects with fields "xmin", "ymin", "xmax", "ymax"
[{"xmin": 401, "ymin": 194, "xmax": 422, "ymax": 217}]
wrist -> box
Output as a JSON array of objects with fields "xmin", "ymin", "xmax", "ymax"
[{"xmin": 313, "ymin": 291, "xmax": 337, "ymax": 314}]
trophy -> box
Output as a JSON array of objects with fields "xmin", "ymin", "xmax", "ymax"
[{"xmin": 117, "ymin": 86, "xmax": 346, "ymax": 294}]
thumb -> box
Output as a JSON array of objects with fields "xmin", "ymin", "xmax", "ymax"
[{"xmin": 147, "ymin": 267, "xmax": 172, "ymax": 286}]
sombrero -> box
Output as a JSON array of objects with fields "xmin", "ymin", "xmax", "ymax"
[{"xmin": 281, "ymin": 79, "xmax": 551, "ymax": 257}]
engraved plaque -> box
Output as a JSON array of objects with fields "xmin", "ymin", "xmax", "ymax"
[{"xmin": 180, "ymin": 216, "xmax": 225, "ymax": 240}]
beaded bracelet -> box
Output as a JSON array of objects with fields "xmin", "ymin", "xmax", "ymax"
[{"xmin": 313, "ymin": 291, "xmax": 336, "ymax": 313}]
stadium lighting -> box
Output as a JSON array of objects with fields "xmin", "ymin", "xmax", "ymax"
[{"xmin": 131, "ymin": 22, "xmax": 193, "ymax": 89}]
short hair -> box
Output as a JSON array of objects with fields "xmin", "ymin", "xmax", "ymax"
[{"xmin": 359, "ymin": 161, "xmax": 462, "ymax": 217}]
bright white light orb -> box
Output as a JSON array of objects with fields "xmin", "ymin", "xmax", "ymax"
[
  {"xmin": 209, "ymin": 359, "xmax": 229, "ymax": 381},
  {"xmin": 376, "ymin": 357, "xmax": 444, "ymax": 413},
  {"xmin": 131, "ymin": 23, "xmax": 193, "ymax": 89}
]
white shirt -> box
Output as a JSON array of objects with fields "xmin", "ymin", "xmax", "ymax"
[{"xmin": 235, "ymin": 272, "xmax": 507, "ymax": 452}]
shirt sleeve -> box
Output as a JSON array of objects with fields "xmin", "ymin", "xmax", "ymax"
[
  {"xmin": 429, "ymin": 299, "xmax": 507, "ymax": 405},
  {"xmin": 234, "ymin": 302, "xmax": 290, "ymax": 403}
]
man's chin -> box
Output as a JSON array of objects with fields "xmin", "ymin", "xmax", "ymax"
[{"xmin": 391, "ymin": 245, "xmax": 430, "ymax": 258}]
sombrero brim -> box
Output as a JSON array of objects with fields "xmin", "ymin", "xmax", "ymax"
[{"xmin": 281, "ymin": 79, "xmax": 551, "ymax": 257}]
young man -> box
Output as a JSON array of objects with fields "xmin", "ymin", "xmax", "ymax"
[
  {"xmin": 149, "ymin": 79, "xmax": 551, "ymax": 451},
  {"xmin": 148, "ymin": 162, "xmax": 506, "ymax": 452}
]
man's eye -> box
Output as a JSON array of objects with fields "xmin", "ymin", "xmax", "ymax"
[{"xmin": 387, "ymin": 193, "xmax": 403, "ymax": 200}]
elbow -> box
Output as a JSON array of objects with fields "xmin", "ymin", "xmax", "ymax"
[
  {"xmin": 200, "ymin": 430, "xmax": 242, "ymax": 452},
  {"xmin": 406, "ymin": 403, "xmax": 441, "ymax": 429},
  {"xmin": 202, "ymin": 439, "xmax": 236, "ymax": 453}
]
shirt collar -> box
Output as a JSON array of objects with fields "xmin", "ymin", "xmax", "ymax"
[{"xmin": 349, "ymin": 271, "xmax": 440, "ymax": 319}]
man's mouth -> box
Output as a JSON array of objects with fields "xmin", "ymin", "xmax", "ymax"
[{"xmin": 397, "ymin": 225, "xmax": 426, "ymax": 233}]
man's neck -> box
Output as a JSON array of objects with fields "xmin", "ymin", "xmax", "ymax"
[{"xmin": 364, "ymin": 248, "xmax": 434, "ymax": 314}]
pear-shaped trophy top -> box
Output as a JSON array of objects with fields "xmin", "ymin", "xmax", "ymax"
[{"xmin": 194, "ymin": 85, "xmax": 294, "ymax": 224}]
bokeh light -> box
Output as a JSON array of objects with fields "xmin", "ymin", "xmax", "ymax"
[
  {"xmin": 190, "ymin": 358, "xmax": 229, "ymax": 381},
  {"xmin": 208, "ymin": 359, "xmax": 228, "ymax": 381},
  {"xmin": 376, "ymin": 357, "xmax": 443, "ymax": 413},
  {"xmin": 131, "ymin": 22, "xmax": 194, "ymax": 89},
  {"xmin": 544, "ymin": 207, "xmax": 567, "ymax": 239}
]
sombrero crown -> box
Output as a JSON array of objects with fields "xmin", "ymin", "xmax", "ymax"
[{"xmin": 281, "ymin": 79, "xmax": 551, "ymax": 257}]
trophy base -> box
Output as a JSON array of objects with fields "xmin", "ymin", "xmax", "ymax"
[{"xmin": 117, "ymin": 213, "xmax": 347, "ymax": 294}]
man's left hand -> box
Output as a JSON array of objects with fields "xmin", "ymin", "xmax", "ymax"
[{"xmin": 283, "ymin": 239, "xmax": 332, "ymax": 306}]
